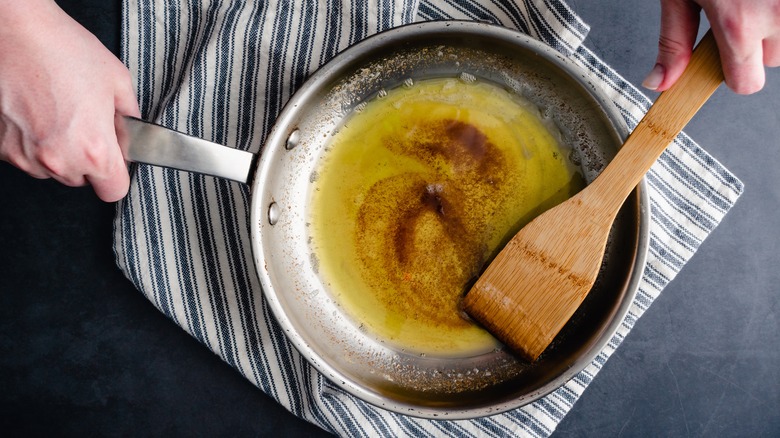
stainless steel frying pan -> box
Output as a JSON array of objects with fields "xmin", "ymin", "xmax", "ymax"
[{"xmin": 120, "ymin": 20, "xmax": 649, "ymax": 419}]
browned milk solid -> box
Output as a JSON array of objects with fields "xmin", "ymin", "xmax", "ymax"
[{"xmin": 310, "ymin": 78, "xmax": 584, "ymax": 356}]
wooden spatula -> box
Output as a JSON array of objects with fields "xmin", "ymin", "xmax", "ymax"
[{"xmin": 462, "ymin": 30, "xmax": 724, "ymax": 361}]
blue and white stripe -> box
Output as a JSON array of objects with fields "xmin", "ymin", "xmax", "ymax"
[{"xmin": 115, "ymin": 0, "xmax": 743, "ymax": 436}]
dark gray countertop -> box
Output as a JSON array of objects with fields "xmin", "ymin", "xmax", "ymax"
[{"xmin": 1, "ymin": 0, "xmax": 777, "ymax": 436}]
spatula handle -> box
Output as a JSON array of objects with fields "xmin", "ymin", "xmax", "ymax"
[{"xmin": 590, "ymin": 30, "xmax": 723, "ymax": 213}]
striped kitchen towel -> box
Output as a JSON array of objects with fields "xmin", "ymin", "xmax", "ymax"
[{"xmin": 114, "ymin": 0, "xmax": 743, "ymax": 436}]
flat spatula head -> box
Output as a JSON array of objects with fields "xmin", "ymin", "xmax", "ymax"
[{"xmin": 462, "ymin": 193, "xmax": 613, "ymax": 361}]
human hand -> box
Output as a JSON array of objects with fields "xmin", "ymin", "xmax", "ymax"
[
  {"xmin": 0, "ymin": 0, "xmax": 140, "ymax": 202},
  {"xmin": 643, "ymin": 0, "xmax": 780, "ymax": 94}
]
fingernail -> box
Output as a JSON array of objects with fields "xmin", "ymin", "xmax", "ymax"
[{"xmin": 642, "ymin": 64, "xmax": 665, "ymax": 90}]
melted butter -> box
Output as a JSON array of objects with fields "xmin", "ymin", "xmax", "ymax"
[{"xmin": 310, "ymin": 78, "xmax": 584, "ymax": 356}]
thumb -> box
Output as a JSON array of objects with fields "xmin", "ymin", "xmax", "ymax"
[{"xmin": 643, "ymin": 0, "xmax": 702, "ymax": 91}]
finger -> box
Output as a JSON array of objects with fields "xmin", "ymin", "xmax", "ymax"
[
  {"xmin": 79, "ymin": 112, "xmax": 131, "ymax": 202},
  {"xmin": 82, "ymin": 75, "xmax": 136, "ymax": 202},
  {"xmin": 13, "ymin": 166, "xmax": 53, "ymax": 180},
  {"xmin": 723, "ymin": 47, "xmax": 765, "ymax": 94},
  {"xmin": 0, "ymin": 128, "xmax": 50, "ymax": 179},
  {"xmin": 87, "ymin": 170, "xmax": 130, "ymax": 202},
  {"xmin": 708, "ymin": 22, "xmax": 765, "ymax": 94},
  {"xmin": 35, "ymin": 134, "xmax": 126, "ymax": 197},
  {"xmin": 644, "ymin": 0, "xmax": 701, "ymax": 91},
  {"xmin": 50, "ymin": 172, "xmax": 88, "ymax": 187},
  {"xmin": 113, "ymin": 70, "xmax": 141, "ymax": 118},
  {"xmin": 0, "ymin": 151, "xmax": 49, "ymax": 179},
  {"xmin": 33, "ymin": 144, "xmax": 90, "ymax": 186},
  {"xmin": 85, "ymin": 143, "xmax": 130, "ymax": 202},
  {"xmin": 763, "ymin": 36, "xmax": 780, "ymax": 67}
]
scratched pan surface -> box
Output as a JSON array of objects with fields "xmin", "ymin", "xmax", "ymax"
[{"xmin": 251, "ymin": 21, "xmax": 649, "ymax": 419}]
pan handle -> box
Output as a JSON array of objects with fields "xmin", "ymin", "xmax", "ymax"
[{"xmin": 118, "ymin": 116, "xmax": 256, "ymax": 184}]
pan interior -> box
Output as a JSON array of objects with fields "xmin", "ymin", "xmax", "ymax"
[
  {"xmin": 252, "ymin": 22, "xmax": 647, "ymax": 419},
  {"xmin": 310, "ymin": 76, "xmax": 588, "ymax": 358}
]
